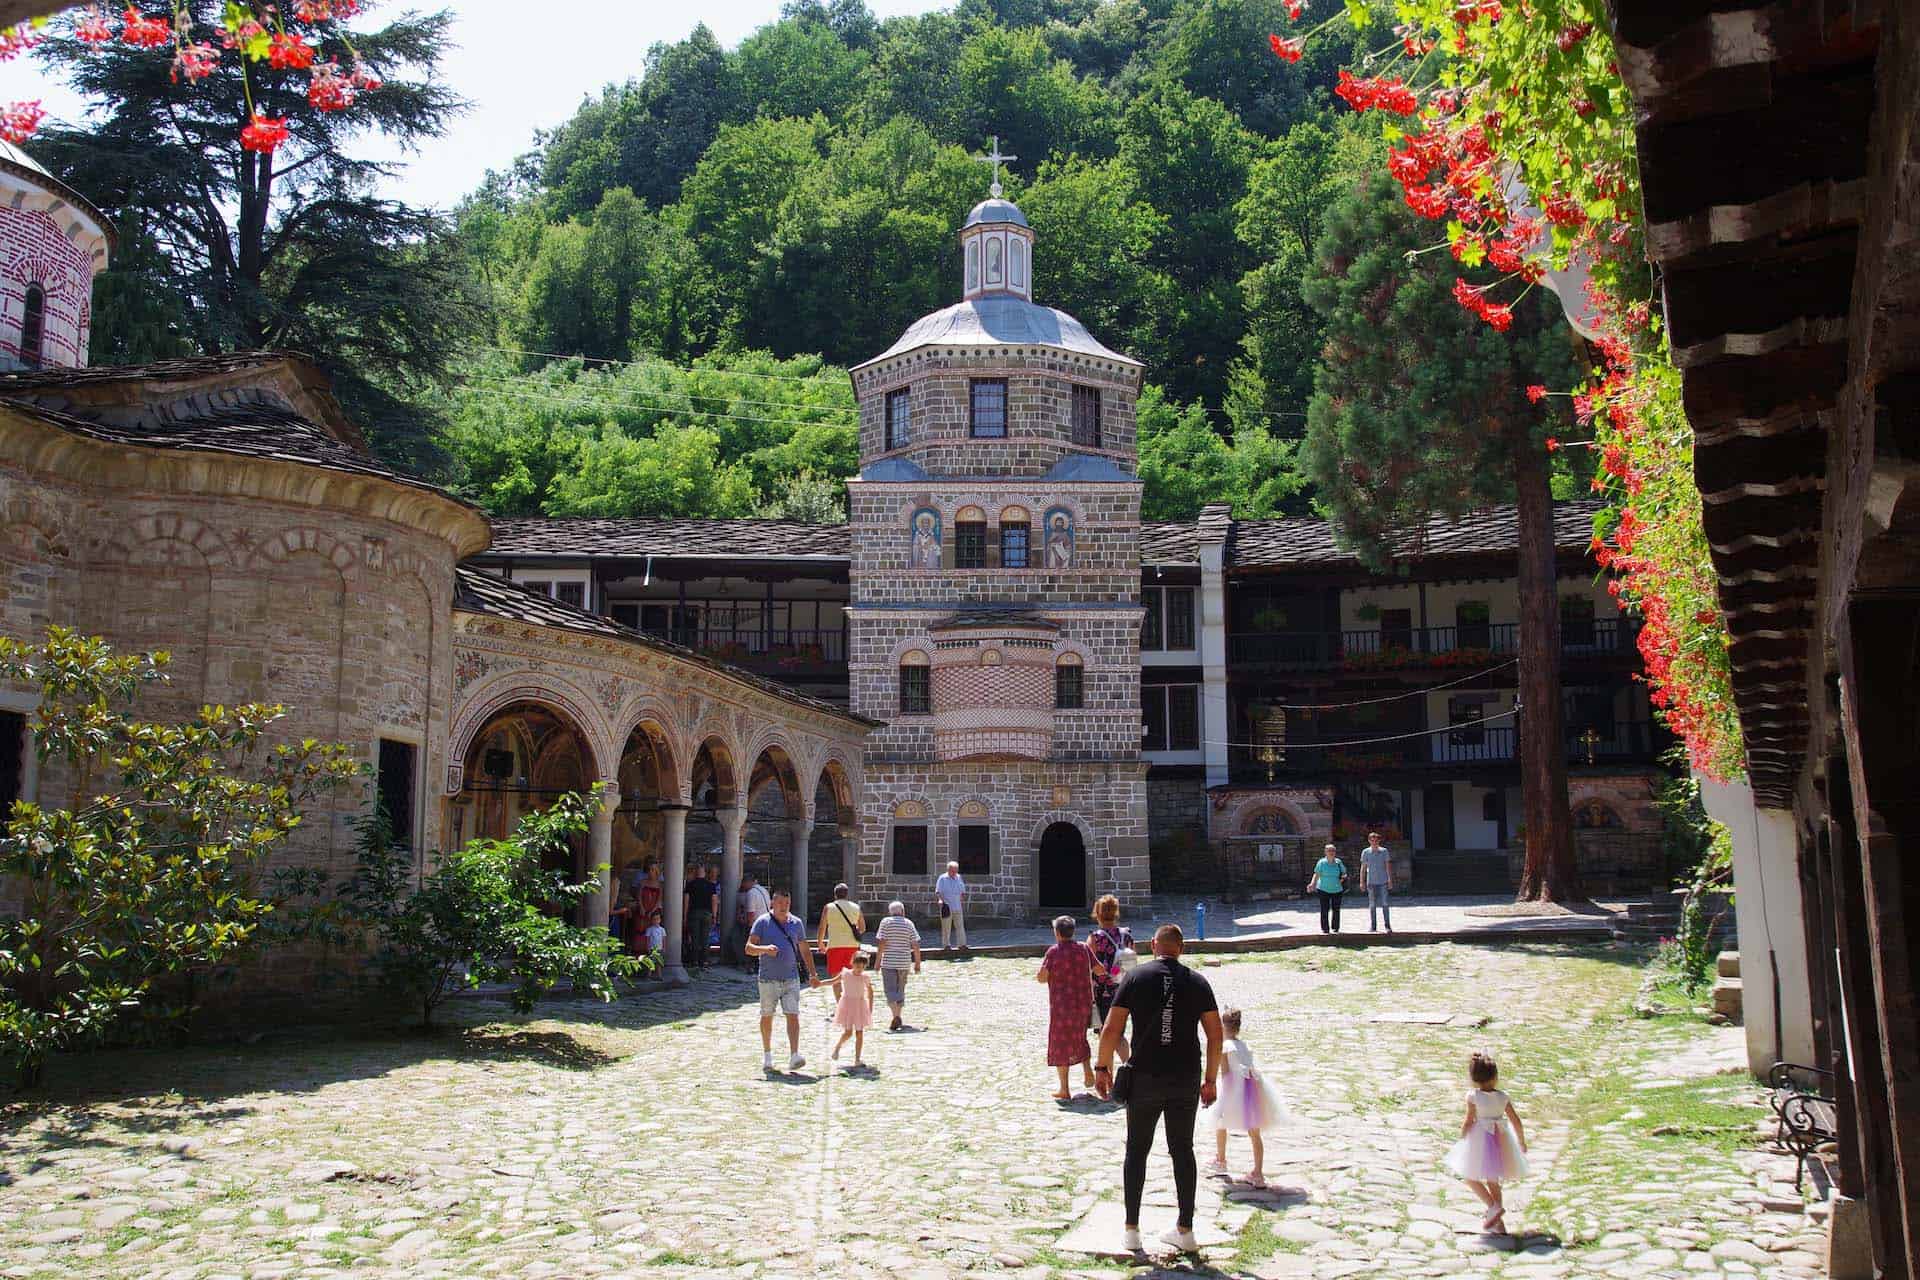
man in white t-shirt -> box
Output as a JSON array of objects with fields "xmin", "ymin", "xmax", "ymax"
[
  {"xmin": 933, "ymin": 862, "xmax": 967, "ymax": 952},
  {"xmin": 1360, "ymin": 831, "xmax": 1394, "ymax": 934},
  {"xmin": 732, "ymin": 873, "xmax": 772, "ymax": 971}
]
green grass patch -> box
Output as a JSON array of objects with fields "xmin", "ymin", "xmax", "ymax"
[{"xmin": 1232, "ymin": 1210, "xmax": 1303, "ymax": 1267}]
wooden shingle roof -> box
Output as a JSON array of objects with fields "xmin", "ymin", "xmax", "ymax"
[{"xmin": 485, "ymin": 518, "xmax": 852, "ymax": 560}]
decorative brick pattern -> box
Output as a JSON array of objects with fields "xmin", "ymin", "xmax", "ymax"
[{"xmin": 0, "ymin": 205, "xmax": 95, "ymax": 369}]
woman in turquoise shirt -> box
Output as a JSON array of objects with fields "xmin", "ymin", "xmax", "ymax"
[{"xmin": 1307, "ymin": 844, "xmax": 1348, "ymax": 934}]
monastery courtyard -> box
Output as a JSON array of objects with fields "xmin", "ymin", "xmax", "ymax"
[{"xmin": 0, "ymin": 943, "xmax": 1822, "ymax": 1280}]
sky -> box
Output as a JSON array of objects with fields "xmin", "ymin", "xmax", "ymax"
[{"xmin": 4, "ymin": 0, "xmax": 950, "ymax": 209}]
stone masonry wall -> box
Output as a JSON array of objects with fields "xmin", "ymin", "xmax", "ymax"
[
  {"xmin": 854, "ymin": 760, "xmax": 1150, "ymax": 924},
  {"xmin": 0, "ymin": 460, "xmax": 458, "ymax": 920},
  {"xmin": 0, "ymin": 205, "xmax": 93, "ymax": 369},
  {"xmin": 854, "ymin": 350, "xmax": 1140, "ymax": 470}
]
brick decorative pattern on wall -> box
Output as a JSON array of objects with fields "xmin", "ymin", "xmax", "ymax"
[{"xmin": 0, "ymin": 205, "xmax": 94, "ymax": 369}]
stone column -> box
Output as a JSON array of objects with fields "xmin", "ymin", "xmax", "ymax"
[
  {"xmin": 840, "ymin": 824, "xmax": 859, "ymax": 903},
  {"xmin": 585, "ymin": 779, "xmax": 619, "ymax": 932},
  {"xmin": 788, "ymin": 817, "xmax": 814, "ymax": 921},
  {"xmin": 717, "ymin": 804, "xmax": 747, "ymax": 935},
  {"xmin": 659, "ymin": 804, "xmax": 691, "ymax": 986},
  {"xmin": 1197, "ymin": 504, "xmax": 1232, "ymax": 790},
  {"xmin": 1699, "ymin": 773, "xmax": 1813, "ymax": 1076}
]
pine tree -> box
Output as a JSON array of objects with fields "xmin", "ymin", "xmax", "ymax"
[
  {"xmin": 1302, "ymin": 170, "xmax": 1585, "ymax": 901},
  {"xmin": 32, "ymin": 2, "xmax": 474, "ymax": 474}
]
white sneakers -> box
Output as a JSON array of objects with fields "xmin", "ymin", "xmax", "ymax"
[
  {"xmin": 1120, "ymin": 1226, "xmax": 1198, "ymax": 1255},
  {"xmin": 1160, "ymin": 1227, "xmax": 1200, "ymax": 1253},
  {"xmin": 760, "ymin": 1050, "xmax": 810, "ymax": 1072}
]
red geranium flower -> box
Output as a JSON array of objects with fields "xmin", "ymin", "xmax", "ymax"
[
  {"xmin": 1268, "ymin": 33, "xmax": 1304, "ymax": 62},
  {"xmin": 269, "ymin": 32, "xmax": 316, "ymax": 70},
  {"xmin": 120, "ymin": 6, "xmax": 172, "ymax": 48},
  {"xmin": 240, "ymin": 113, "xmax": 290, "ymax": 153},
  {"xmin": 1527, "ymin": 385, "xmax": 1548, "ymax": 404},
  {"xmin": 0, "ymin": 100, "xmax": 45, "ymax": 144}
]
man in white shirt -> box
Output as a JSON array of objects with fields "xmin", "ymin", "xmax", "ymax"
[
  {"xmin": 1360, "ymin": 831, "xmax": 1394, "ymax": 934},
  {"xmin": 933, "ymin": 861, "xmax": 968, "ymax": 952},
  {"xmin": 733, "ymin": 872, "xmax": 772, "ymax": 971}
]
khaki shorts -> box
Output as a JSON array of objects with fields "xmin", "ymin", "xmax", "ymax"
[{"xmin": 759, "ymin": 978, "xmax": 802, "ymax": 1017}]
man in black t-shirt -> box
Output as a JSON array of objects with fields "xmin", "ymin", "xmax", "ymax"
[
  {"xmin": 1094, "ymin": 923, "xmax": 1223, "ymax": 1256},
  {"xmin": 683, "ymin": 865, "xmax": 718, "ymax": 970}
]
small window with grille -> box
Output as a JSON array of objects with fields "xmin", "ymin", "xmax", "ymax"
[
  {"xmin": 955, "ymin": 519, "xmax": 987, "ymax": 569},
  {"xmin": 1071, "ymin": 384, "xmax": 1101, "ymax": 447},
  {"xmin": 1055, "ymin": 654, "xmax": 1084, "ymax": 709},
  {"xmin": 885, "ymin": 387, "xmax": 911, "ymax": 450},
  {"xmin": 970, "ymin": 378, "xmax": 1007, "ymax": 438},
  {"xmin": 1001, "ymin": 519, "xmax": 1030, "ymax": 568},
  {"xmin": 899, "ymin": 652, "xmax": 931, "ymax": 714}
]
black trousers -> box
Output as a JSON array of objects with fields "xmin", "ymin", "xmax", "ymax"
[
  {"xmin": 1124, "ymin": 1073, "xmax": 1201, "ymax": 1229},
  {"xmin": 1317, "ymin": 890, "xmax": 1342, "ymax": 933}
]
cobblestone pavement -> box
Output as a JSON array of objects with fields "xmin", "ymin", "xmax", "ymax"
[
  {"xmin": 0, "ymin": 943, "xmax": 1823, "ymax": 1280},
  {"xmin": 958, "ymin": 894, "xmax": 1631, "ymax": 948}
]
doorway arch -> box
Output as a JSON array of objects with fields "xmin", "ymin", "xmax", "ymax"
[{"xmin": 1037, "ymin": 821, "xmax": 1087, "ymax": 910}]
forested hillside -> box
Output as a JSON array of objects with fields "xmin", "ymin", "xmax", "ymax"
[{"xmin": 442, "ymin": 0, "xmax": 1387, "ymax": 520}]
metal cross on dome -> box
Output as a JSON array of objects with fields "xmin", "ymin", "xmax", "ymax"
[{"xmin": 975, "ymin": 135, "xmax": 1017, "ymax": 198}]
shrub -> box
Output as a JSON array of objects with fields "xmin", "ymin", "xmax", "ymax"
[
  {"xmin": 345, "ymin": 793, "xmax": 651, "ymax": 1026},
  {"xmin": 0, "ymin": 628, "xmax": 360, "ymax": 1085}
]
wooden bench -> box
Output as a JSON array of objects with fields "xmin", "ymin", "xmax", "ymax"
[{"xmin": 1768, "ymin": 1062, "xmax": 1838, "ymax": 1189}]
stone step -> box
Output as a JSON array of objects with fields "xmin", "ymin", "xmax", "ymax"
[
  {"xmin": 1717, "ymin": 950, "xmax": 1741, "ymax": 978},
  {"xmin": 1713, "ymin": 974, "xmax": 1744, "ymax": 1019}
]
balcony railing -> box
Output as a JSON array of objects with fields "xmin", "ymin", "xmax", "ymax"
[
  {"xmin": 641, "ymin": 624, "xmax": 847, "ymax": 673},
  {"xmin": 1227, "ymin": 618, "xmax": 1635, "ymax": 668},
  {"xmin": 1226, "ymin": 720, "xmax": 1658, "ymax": 783}
]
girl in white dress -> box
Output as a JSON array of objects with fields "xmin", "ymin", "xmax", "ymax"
[
  {"xmin": 1202, "ymin": 1008, "xmax": 1291, "ymax": 1186},
  {"xmin": 1442, "ymin": 1051, "xmax": 1530, "ymax": 1231}
]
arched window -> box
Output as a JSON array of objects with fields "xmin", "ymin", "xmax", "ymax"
[
  {"xmin": 1054, "ymin": 652, "xmax": 1084, "ymax": 709},
  {"xmin": 18, "ymin": 285, "xmax": 44, "ymax": 370},
  {"xmin": 899, "ymin": 650, "xmax": 931, "ymax": 715},
  {"xmin": 954, "ymin": 506, "xmax": 987, "ymax": 569},
  {"xmin": 1000, "ymin": 504, "xmax": 1031, "ymax": 568}
]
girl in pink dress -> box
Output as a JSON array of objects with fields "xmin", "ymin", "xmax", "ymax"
[
  {"xmin": 831, "ymin": 948, "xmax": 875, "ymax": 1069},
  {"xmin": 1443, "ymin": 1052, "xmax": 1530, "ymax": 1232},
  {"xmin": 1203, "ymin": 1008, "xmax": 1292, "ymax": 1186}
]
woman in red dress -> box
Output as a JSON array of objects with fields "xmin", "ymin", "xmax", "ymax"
[{"xmin": 1036, "ymin": 915, "xmax": 1097, "ymax": 1100}]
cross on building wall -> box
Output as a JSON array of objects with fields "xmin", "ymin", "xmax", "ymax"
[{"xmin": 975, "ymin": 135, "xmax": 1017, "ymax": 198}]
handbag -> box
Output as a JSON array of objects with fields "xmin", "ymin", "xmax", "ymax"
[
  {"xmin": 938, "ymin": 900, "xmax": 951, "ymax": 918},
  {"xmin": 1110, "ymin": 1061, "xmax": 1134, "ymax": 1104}
]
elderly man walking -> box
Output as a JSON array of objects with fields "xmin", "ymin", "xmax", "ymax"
[
  {"xmin": 1095, "ymin": 923, "xmax": 1223, "ymax": 1256},
  {"xmin": 933, "ymin": 861, "xmax": 968, "ymax": 953},
  {"xmin": 874, "ymin": 900, "xmax": 923, "ymax": 1031},
  {"xmin": 744, "ymin": 889, "xmax": 821, "ymax": 1073}
]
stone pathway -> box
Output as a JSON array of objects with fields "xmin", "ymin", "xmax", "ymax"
[
  {"xmin": 955, "ymin": 895, "xmax": 1633, "ymax": 950},
  {"xmin": 0, "ymin": 943, "xmax": 1821, "ymax": 1279}
]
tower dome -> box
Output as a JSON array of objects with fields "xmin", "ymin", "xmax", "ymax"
[{"xmin": 0, "ymin": 141, "xmax": 111, "ymax": 371}]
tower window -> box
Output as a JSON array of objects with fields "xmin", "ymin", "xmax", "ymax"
[
  {"xmin": 891, "ymin": 824, "xmax": 929, "ymax": 876},
  {"xmin": 955, "ymin": 518, "xmax": 987, "ymax": 569},
  {"xmin": 1055, "ymin": 655, "xmax": 1084, "ymax": 709},
  {"xmin": 955, "ymin": 824, "xmax": 991, "ymax": 876},
  {"xmin": 970, "ymin": 379, "xmax": 1007, "ymax": 438},
  {"xmin": 1071, "ymin": 385, "xmax": 1102, "ymax": 448},
  {"xmin": 18, "ymin": 285, "xmax": 44, "ymax": 370},
  {"xmin": 899, "ymin": 652, "xmax": 931, "ymax": 714},
  {"xmin": 376, "ymin": 738, "xmax": 418, "ymax": 848},
  {"xmin": 885, "ymin": 388, "xmax": 911, "ymax": 450},
  {"xmin": 1001, "ymin": 518, "xmax": 1030, "ymax": 568}
]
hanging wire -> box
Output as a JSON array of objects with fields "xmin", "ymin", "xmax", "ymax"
[
  {"xmin": 1204, "ymin": 704, "xmax": 1522, "ymax": 751},
  {"xmin": 1245, "ymin": 659, "xmax": 1519, "ymax": 711}
]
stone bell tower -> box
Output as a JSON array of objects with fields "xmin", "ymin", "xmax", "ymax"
[{"xmin": 845, "ymin": 143, "xmax": 1150, "ymax": 921}]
